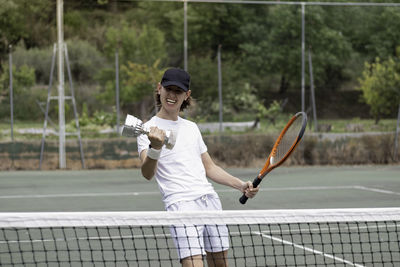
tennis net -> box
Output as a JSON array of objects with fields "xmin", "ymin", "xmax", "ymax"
[{"xmin": 1, "ymin": 208, "xmax": 399, "ymax": 266}]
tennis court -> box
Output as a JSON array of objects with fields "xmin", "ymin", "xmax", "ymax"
[
  {"xmin": 0, "ymin": 165, "xmax": 399, "ymax": 266},
  {"xmin": 0, "ymin": 165, "xmax": 399, "ymax": 212}
]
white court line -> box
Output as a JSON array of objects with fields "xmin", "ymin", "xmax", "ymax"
[
  {"xmin": 262, "ymin": 223, "xmax": 399, "ymax": 235},
  {"xmin": 215, "ymin": 186, "xmax": 358, "ymax": 193},
  {"xmin": 0, "ymin": 233, "xmax": 169, "ymax": 245},
  {"xmin": 0, "ymin": 191, "xmax": 158, "ymax": 199},
  {"xmin": 354, "ymin": 186, "xmax": 400, "ymax": 196},
  {"xmin": 253, "ymin": 231, "xmax": 365, "ymax": 267},
  {"xmin": 0, "ymin": 186, "xmax": 356, "ymax": 199},
  {"xmin": 1, "ymin": 185, "xmax": 398, "ymax": 199}
]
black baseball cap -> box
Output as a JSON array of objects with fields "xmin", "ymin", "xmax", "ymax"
[{"xmin": 161, "ymin": 68, "xmax": 191, "ymax": 92}]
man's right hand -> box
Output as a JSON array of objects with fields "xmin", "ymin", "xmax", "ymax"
[{"xmin": 148, "ymin": 126, "xmax": 165, "ymax": 150}]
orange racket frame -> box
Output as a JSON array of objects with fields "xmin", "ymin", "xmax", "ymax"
[{"xmin": 239, "ymin": 112, "xmax": 307, "ymax": 204}]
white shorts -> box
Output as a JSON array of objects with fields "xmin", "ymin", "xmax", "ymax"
[{"xmin": 166, "ymin": 194, "xmax": 230, "ymax": 260}]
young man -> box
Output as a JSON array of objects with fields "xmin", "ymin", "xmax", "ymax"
[{"xmin": 137, "ymin": 68, "xmax": 258, "ymax": 267}]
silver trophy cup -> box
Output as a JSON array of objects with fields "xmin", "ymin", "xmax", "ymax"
[{"xmin": 121, "ymin": 115, "xmax": 177, "ymax": 149}]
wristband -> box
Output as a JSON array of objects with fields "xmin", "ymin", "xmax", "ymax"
[{"xmin": 147, "ymin": 147, "xmax": 161, "ymax": 160}]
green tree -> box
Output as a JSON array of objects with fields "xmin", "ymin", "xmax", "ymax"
[
  {"xmin": 341, "ymin": 6, "xmax": 400, "ymax": 61},
  {"xmin": 0, "ymin": 63, "xmax": 38, "ymax": 120},
  {"xmin": 128, "ymin": 1, "xmax": 186, "ymax": 63},
  {"xmin": 103, "ymin": 23, "xmax": 167, "ymax": 66},
  {"xmin": 0, "ymin": 64, "xmax": 35, "ymax": 96},
  {"xmin": 121, "ymin": 60, "xmax": 163, "ymax": 102},
  {"xmin": 98, "ymin": 60, "xmax": 164, "ymax": 119},
  {"xmin": 358, "ymin": 58, "xmax": 400, "ymax": 123},
  {"xmin": 103, "ymin": 23, "xmax": 137, "ymax": 64},
  {"xmin": 240, "ymin": 5, "xmax": 352, "ymax": 94},
  {"xmin": 66, "ymin": 40, "xmax": 106, "ymax": 83},
  {"xmin": 121, "ymin": 60, "xmax": 165, "ymax": 118},
  {"xmin": 0, "ymin": 0, "xmax": 54, "ymax": 77},
  {"xmin": 9, "ymin": 40, "xmax": 105, "ymax": 85},
  {"xmin": 306, "ymin": 6, "xmax": 353, "ymax": 90},
  {"xmin": 100, "ymin": 23, "xmax": 167, "ymax": 118},
  {"xmin": 0, "ymin": 0, "xmax": 25, "ymax": 70}
]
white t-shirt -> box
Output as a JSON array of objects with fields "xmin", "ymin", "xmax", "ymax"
[{"xmin": 137, "ymin": 116, "xmax": 217, "ymax": 208}]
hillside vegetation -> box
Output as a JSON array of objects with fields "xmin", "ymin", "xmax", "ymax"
[{"xmin": 1, "ymin": 0, "xmax": 399, "ymax": 126}]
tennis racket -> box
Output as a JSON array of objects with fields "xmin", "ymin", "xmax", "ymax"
[{"xmin": 239, "ymin": 111, "xmax": 308, "ymax": 204}]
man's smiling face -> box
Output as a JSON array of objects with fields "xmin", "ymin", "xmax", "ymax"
[{"xmin": 158, "ymin": 85, "xmax": 190, "ymax": 113}]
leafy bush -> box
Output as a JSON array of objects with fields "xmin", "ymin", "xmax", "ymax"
[
  {"xmin": 92, "ymin": 110, "xmax": 116, "ymax": 128},
  {"xmin": 71, "ymin": 103, "xmax": 116, "ymax": 129},
  {"xmin": 103, "ymin": 23, "xmax": 167, "ymax": 66},
  {"xmin": 0, "ymin": 63, "xmax": 42, "ymax": 121},
  {"xmin": 65, "ymin": 40, "xmax": 107, "ymax": 83},
  {"xmin": 9, "ymin": 41, "xmax": 106, "ymax": 85},
  {"xmin": 10, "ymin": 45, "xmax": 52, "ymax": 84},
  {"xmin": 358, "ymin": 57, "xmax": 400, "ymax": 123}
]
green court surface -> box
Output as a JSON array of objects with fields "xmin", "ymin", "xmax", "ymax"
[
  {"xmin": 0, "ymin": 165, "xmax": 399, "ymax": 212},
  {"xmin": 0, "ymin": 165, "xmax": 399, "ymax": 266}
]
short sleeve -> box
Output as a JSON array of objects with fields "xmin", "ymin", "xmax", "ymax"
[{"xmin": 196, "ymin": 125, "xmax": 207, "ymax": 154}]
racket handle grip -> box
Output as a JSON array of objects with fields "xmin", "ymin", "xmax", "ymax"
[{"xmin": 239, "ymin": 177, "xmax": 262, "ymax": 205}]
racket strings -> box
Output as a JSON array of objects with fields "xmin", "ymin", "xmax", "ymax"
[{"xmin": 274, "ymin": 116, "xmax": 303, "ymax": 163}]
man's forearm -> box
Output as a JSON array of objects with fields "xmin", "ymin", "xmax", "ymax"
[
  {"xmin": 140, "ymin": 150, "xmax": 158, "ymax": 180},
  {"xmin": 207, "ymin": 165, "xmax": 245, "ymax": 191}
]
